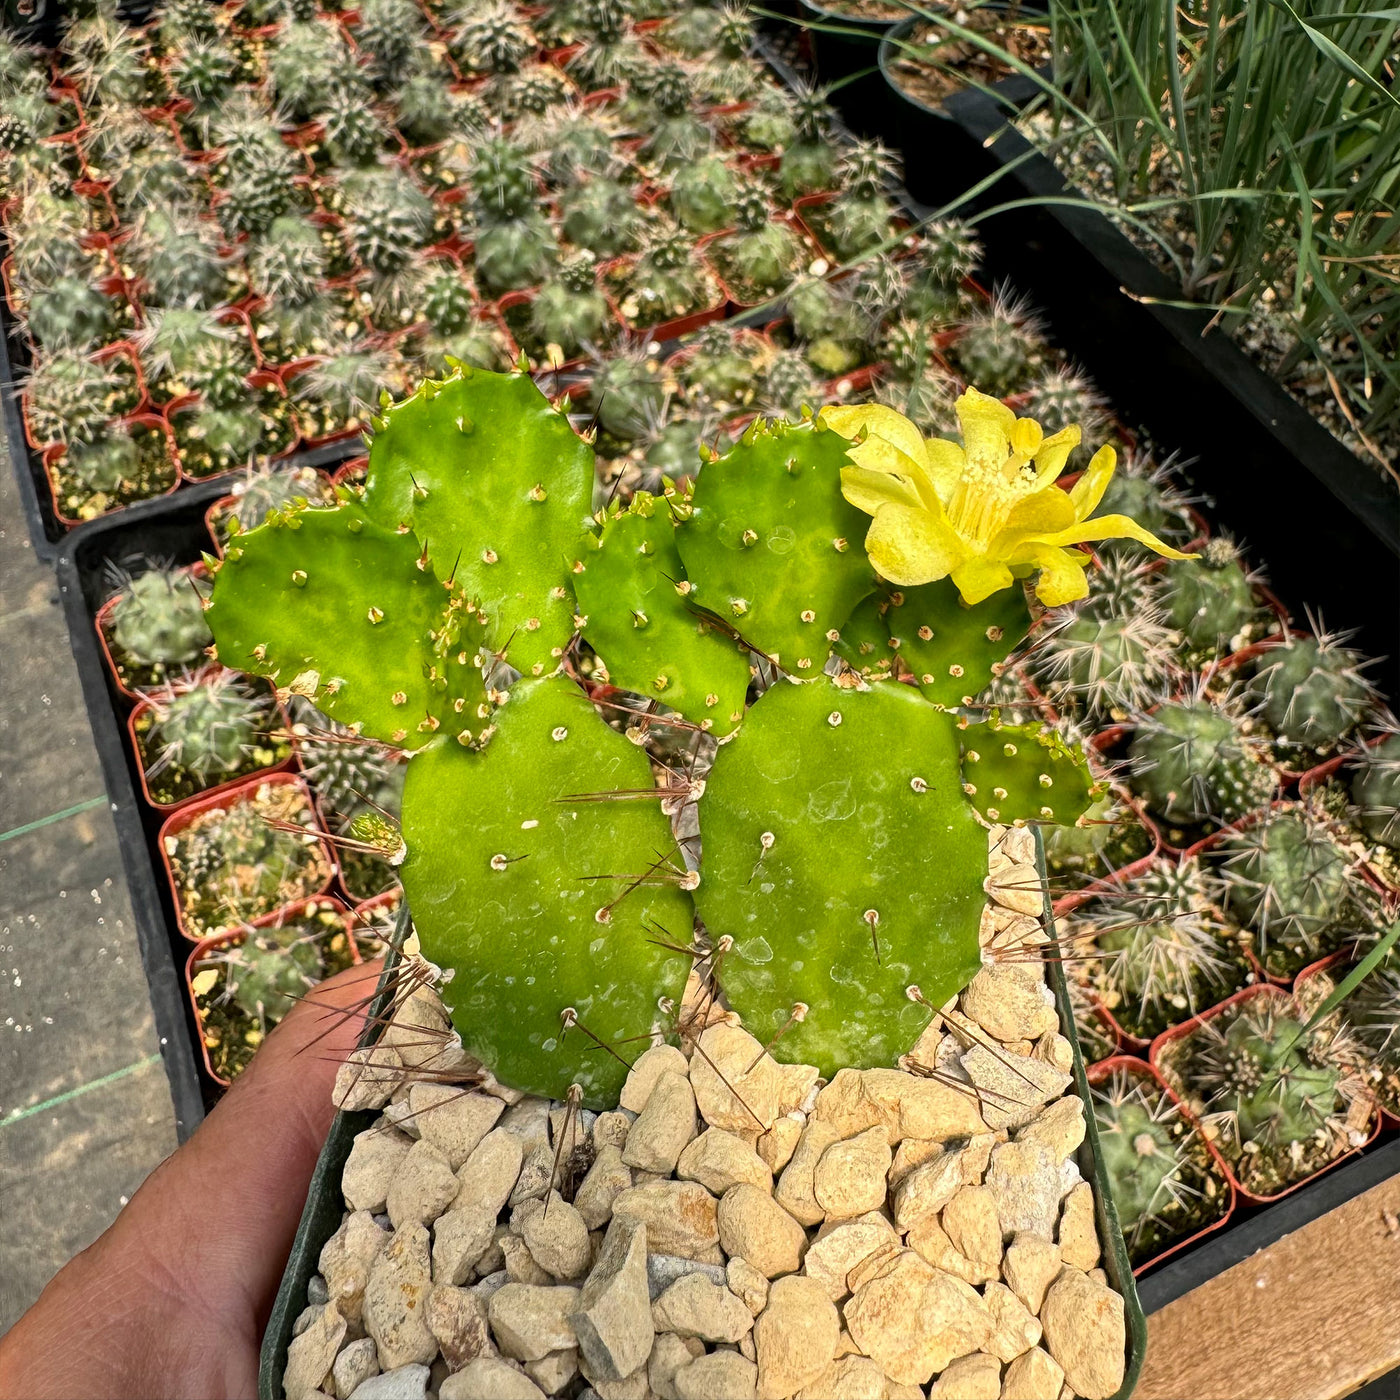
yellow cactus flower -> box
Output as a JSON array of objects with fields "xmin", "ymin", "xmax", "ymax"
[{"xmin": 822, "ymin": 387, "xmax": 1195, "ymax": 607}]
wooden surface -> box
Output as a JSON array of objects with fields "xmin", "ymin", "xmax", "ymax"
[{"xmin": 1137, "ymin": 1175, "xmax": 1400, "ymax": 1399}]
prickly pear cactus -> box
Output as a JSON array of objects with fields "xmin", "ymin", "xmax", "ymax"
[
  {"xmin": 206, "ymin": 502, "xmax": 489, "ymax": 747},
  {"xmin": 694, "ymin": 675, "xmax": 987, "ymax": 1074},
  {"xmin": 574, "ymin": 492, "xmax": 752, "ymax": 735},
  {"xmin": 678, "ymin": 417, "xmax": 873, "ymax": 673},
  {"xmin": 401, "ymin": 677, "xmax": 693, "ymax": 1104},
  {"xmin": 360, "ymin": 366, "xmax": 592, "ymax": 675}
]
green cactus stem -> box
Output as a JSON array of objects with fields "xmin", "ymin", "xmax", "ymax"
[
  {"xmin": 1249, "ymin": 630, "xmax": 1376, "ymax": 756},
  {"xmin": 958, "ymin": 711, "xmax": 1096, "ymax": 827},
  {"xmin": 678, "ymin": 416, "xmax": 873, "ymax": 673},
  {"xmin": 1353, "ymin": 731, "xmax": 1400, "ymax": 851},
  {"xmin": 574, "ymin": 491, "xmax": 752, "ymax": 735},
  {"xmin": 108, "ymin": 566, "xmax": 213, "ymax": 683},
  {"xmin": 695, "ymin": 675, "xmax": 987, "ymax": 1075},
  {"xmin": 400, "ymin": 676, "xmax": 694, "ymax": 1104}
]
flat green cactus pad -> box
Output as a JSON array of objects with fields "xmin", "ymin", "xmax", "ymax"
[
  {"xmin": 959, "ymin": 712, "xmax": 1096, "ymax": 825},
  {"xmin": 679, "ymin": 418, "xmax": 873, "ymax": 675},
  {"xmin": 574, "ymin": 493, "xmax": 752, "ymax": 735},
  {"xmin": 360, "ymin": 366, "xmax": 591, "ymax": 676},
  {"xmin": 833, "ymin": 591, "xmax": 898, "ymax": 678},
  {"xmin": 207, "ymin": 504, "xmax": 487, "ymax": 748},
  {"xmin": 400, "ymin": 676, "xmax": 694, "ymax": 1104},
  {"xmin": 697, "ymin": 676, "xmax": 987, "ymax": 1075},
  {"xmin": 886, "ymin": 579, "xmax": 1032, "ymax": 707}
]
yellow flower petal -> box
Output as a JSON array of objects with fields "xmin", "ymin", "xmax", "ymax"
[
  {"xmin": 1034, "ymin": 513, "xmax": 1198, "ymax": 560},
  {"xmin": 863, "ymin": 501, "xmax": 967, "ymax": 587},
  {"xmin": 1011, "ymin": 416, "xmax": 1043, "ymax": 459},
  {"xmin": 954, "ymin": 387, "xmax": 1015, "ymax": 465},
  {"xmin": 1027, "ymin": 546, "xmax": 1091, "ymax": 606},
  {"xmin": 950, "ymin": 556, "xmax": 1017, "ymax": 605},
  {"xmin": 841, "ymin": 465, "xmax": 923, "ymax": 516},
  {"xmin": 992, "ymin": 486, "xmax": 1079, "ymax": 545},
  {"xmin": 1068, "ymin": 444, "xmax": 1117, "ymax": 519},
  {"xmin": 822, "ymin": 404, "xmax": 931, "ymax": 485},
  {"xmin": 924, "ymin": 437, "xmax": 966, "ymax": 503},
  {"xmin": 1032, "ymin": 426, "xmax": 1082, "ymax": 487}
]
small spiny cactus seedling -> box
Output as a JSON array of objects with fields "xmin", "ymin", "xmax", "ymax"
[
  {"xmin": 319, "ymin": 87, "xmax": 391, "ymax": 168},
  {"xmin": 130, "ymin": 208, "xmax": 237, "ymax": 310},
  {"xmin": 697, "ymin": 3, "xmax": 759, "ymax": 101},
  {"xmin": 1353, "ymin": 730, "xmax": 1400, "ymax": 851},
  {"xmin": 586, "ymin": 346, "xmax": 668, "ymax": 445},
  {"xmin": 64, "ymin": 8, "xmax": 156, "ymax": 109},
  {"xmin": 354, "ymin": 0, "xmax": 430, "ymax": 87},
  {"xmin": 818, "ymin": 141, "xmax": 900, "ymax": 262},
  {"xmin": 779, "ymin": 83, "xmax": 837, "ymax": 199},
  {"xmin": 616, "ymin": 220, "xmax": 714, "ymax": 330},
  {"xmin": 668, "ymin": 154, "xmax": 739, "ymax": 236},
  {"xmin": 449, "ymin": 0, "xmax": 537, "ymax": 75},
  {"xmin": 249, "ymin": 215, "xmax": 329, "ymax": 312},
  {"xmin": 1248, "ymin": 628, "xmax": 1376, "ymax": 756},
  {"xmin": 268, "ymin": 18, "xmax": 355, "ymax": 121},
  {"xmin": 757, "ymin": 348, "xmax": 826, "ymax": 420},
  {"xmin": 870, "ymin": 367, "xmax": 960, "ymax": 436},
  {"xmin": 1129, "ymin": 691, "xmax": 1277, "ymax": 829},
  {"xmin": 531, "ymin": 105, "xmax": 621, "ymax": 187},
  {"xmin": 497, "ymin": 65, "xmax": 570, "ymax": 127},
  {"xmin": 341, "ymin": 167, "xmax": 436, "ymax": 279},
  {"xmin": 207, "ymin": 369, "xmax": 1172, "ymax": 1099},
  {"xmin": 565, "ymin": 0, "xmax": 646, "ymax": 90},
  {"xmin": 1093, "ymin": 1070, "xmax": 1228, "ymax": 1264},
  {"xmin": 787, "ymin": 274, "xmax": 867, "ymax": 376},
  {"xmin": 1160, "ymin": 535, "xmax": 1267, "ymax": 665},
  {"xmin": 657, "ymin": 1, "xmax": 723, "ymax": 57},
  {"xmin": 25, "ymin": 275, "xmax": 120, "ymax": 353},
  {"xmin": 1179, "ymin": 995, "xmax": 1366, "ymax": 1196},
  {"xmin": 213, "ymin": 464, "xmax": 337, "ymax": 546},
  {"xmin": 289, "ymin": 344, "xmax": 401, "ymax": 440},
  {"xmin": 1220, "ymin": 804, "xmax": 1372, "ymax": 978},
  {"xmin": 636, "ymin": 63, "xmax": 714, "ymax": 172},
  {"xmin": 527, "ymin": 254, "xmax": 612, "ymax": 360},
  {"xmin": 1079, "ymin": 856, "xmax": 1245, "ymax": 1040},
  {"xmin": 948, "ymin": 297, "xmax": 1045, "ymax": 398},
  {"xmin": 167, "ymin": 780, "xmax": 335, "ymax": 939},
  {"xmin": 58, "ymin": 424, "xmax": 143, "ymax": 501},
  {"xmin": 1342, "ymin": 949, "xmax": 1400, "ymax": 1115},
  {"xmin": 168, "ymin": 37, "xmax": 240, "ymax": 137},
  {"xmin": 710, "ymin": 184, "xmax": 803, "ymax": 304},
  {"xmin": 107, "ymin": 565, "xmax": 213, "ymax": 683},
  {"xmin": 1024, "ymin": 366, "xmax": 1107, "ymax": 439},
  {"xmin": 140, "ymin": 673, "xmax": 280, "ymax": 803},
  {"xmin": 559, "ymin": 176, "xmax": 642, "ymax": 259},
  {"xmin": 473, "ymin": 211, "xmax": 559, "ymax": 295},
  {"xmin": 737, "ymin": 84, "xmax": 796, "ymax": 153},
  {"xmin": 392, "ymin": 68, "xmax": 471, "ymax": 148},
  {"xmin": 678, "ymin": 323, "xmax": 762, "ymax": 411},
  {"xmin": 25, "ymin": 352, "xmax": 122, "ymax": 448},
  {"xmin": 901, "ymin": 218, "xmax": 981, "ymax": 322},
  {"xmin": 1043, "ymin": 787, "xmax": 1154, "ymax": 884}
]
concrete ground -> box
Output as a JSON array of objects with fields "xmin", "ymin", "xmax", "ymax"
[{"xmin": 0, "ymin": 443, "xmax": 178, "ymax": 1334}]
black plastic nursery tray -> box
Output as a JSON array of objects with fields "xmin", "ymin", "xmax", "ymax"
[{"xmin": 54, "ymin": 450, "xmax": 364, "ymax": 1139}]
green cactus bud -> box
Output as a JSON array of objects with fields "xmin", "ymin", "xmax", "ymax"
[
  {"xmin": 419, "ymin": 269, "xmax": 477, "ymax": 338},
  {"xmin": 1129, "ymin": 694, "xmax": 1277, "ymax": 828},
  {"xmin": 470, "ymin": 137, "xmax": 541, "ymax": 222},
  {"xmin": 1248, "ymin": 630, "xmax": 1376, "ymax": 754},
  {"xmin": 109, "ymin": 566, "xmax": 213, "ymax": 672},
  {"xmin": 1221, "ymin": 805, "xmax": 1372, "ymax": 978},
  {"xmin": 696, "ymin": 675, "xmax": 986, "ymax": 1074}
]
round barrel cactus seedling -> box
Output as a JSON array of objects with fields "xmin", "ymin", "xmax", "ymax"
[
  {"xmin": 139, "ymin": 673, "xmax": 284, "ymax": 806},
  {"xmin": 355, "ymin": 0, "xmax": 429, "ymax": 87},
  {"xmin": 1175, "ymin": 994, "xmax": 1367, "ymax": 1198},
  {"xmin": 1092, "ymin": 1068, "xmax": 1230, "ymax": 1265},
  {"xmin": 1042, "ymin": 787, "xmax": 1153, "ymax": 885},
  {"xmin": 1248, "ymin": 628, "xmax": 1377, "ymax": 757},
  {"xmin": 1353, "ymin": 730, "xmax": 1400, "ymax": 851},
  {"xmin": 779, "ymin": 83, "xmax": 838, "ymax": 199},
  {"xmin": 1220, "ymin": 804, "xmax": 1375, "ymax": 979},
  {"xmin": 900, "ymin": 218, "xmax": 981, "ymax": 322},
  {"xmin": 559, "ymin": 175, "xmax": 643, "ymax": 259},
  {"xmin": 669, "ymin": 155, "xmax": 739, "ymax": 235},
  {"xmin": 1076, "ymin": 856, "xmax": 1247, "ymax": 1041},
  {"xmin": 526, "ymin": 255, "xmax": 613, "ymax": 361},
  {"xmin": 586, "ymin": 347, "xmax": 668, "ymax": 447},
  {"xmin": 817, "ymin": 140, "xmax": 900, "ymax": 262},
  {"xmin": 948, "ymin": 300, "xmax": 1045, "ymax": 399},
  {"xmin": 107, "ymin": 565, "xmax": 213, "ymax": 687},
  {"xmin": 710, "ymin": 184, "xmax": 804, "ymax": 305},
  {"xmin": 1160, "ymin": 536, "xmax": 1267, "ymax": 665},
  {"xmin": 1129, "ymin": 692, "xmax": 1277, "ymax": 831}
]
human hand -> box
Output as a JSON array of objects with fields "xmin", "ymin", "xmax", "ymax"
[{"xmin": 0, "ymin": 960, "xmax": 384, "ymax": 1400}]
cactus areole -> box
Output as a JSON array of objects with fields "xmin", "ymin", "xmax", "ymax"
[{"xmin": 205, "ymin": 367, "xmax": 1141, "ymax": 1105}]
